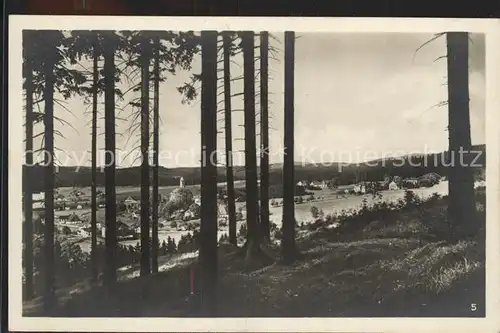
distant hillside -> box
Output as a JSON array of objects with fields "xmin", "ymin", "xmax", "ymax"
[{"xmin": 25, "ymin": 144, "xmax": 486, "ymax": 191}]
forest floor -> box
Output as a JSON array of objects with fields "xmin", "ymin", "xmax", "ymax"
[{"xmin": 23, "ymin": 192, "xmax": 486, "ymax": 318}]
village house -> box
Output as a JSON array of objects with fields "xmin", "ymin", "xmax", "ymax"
[
  {"xmin": 353, "ymin": 183, "xmax": 366, "ymax": 194},
  {"xmin": 65, "ymin": 202, "xmax": 80, "ymax": 210},
  {"xmin": 183, "ymin": 210, "xmax": 195, "ymax": 221},
  {"xmin": 32, "ymin": 192, "xmax": 44, "ymax": 202},
  {"xmin": 402, "ymin": 178, "xmax": 419, "ymax": 189},
  {"xmin": 217, "ymin": 202, "xmax": 229, "ymax": 223},
  {"xmin": 405, "ymin": 178, "xmax": 419, "ymax": 185},
  {"xmin": 75, "ymin": 190, "xmax": 84, "ymax": 197},
  {"xmin": 102, "ymin": 221, "xmax": 133, "ymax": 238},
  {"xmin": 388, "ymin": 181, "xmax": 399, "ymax": 191},
  {"xmin": 193, "ymin": 196, "xmax": 201, "ymax": 206},
  {"xmin": 78, "ymin": 227, "xmax": 91, "ymax": 238},
  {"xmin": 57, "ymin": 214, "xmax": 72, "ymax": 224},
  {"xmin": 118, "ymin": 222, "xmax": 134, "ymax": 237},
  {"xmin": 309, "ymin": 181, "xmax": 323, "ymax": 190},
  {"xmin": 123, "ymin": 196, "xmax": 139, "ymax": 213},
  {"xmin": 31, "ymin": 192, "xmax": 45, "ymax": 211},
  {"xmin": 56, "ymin": 195, "xmax": 65, "ymax": 202},
  {"xmin": 475, "ymin": 180, "xmax": 486, "ymax": 188},
  {"xmin": 377, "ymin": 180, "xmax": 388, "ymax": 190},
  {"xmin": 33, "ymin": 201, "xmax": 44, "ymax": 211},
  {"xmin": 55, "ymin": 201, "xmax": 66, "ymax": 211},
  {"xmin": 66, "ymin": 214, "xmax": 83, "ymax": 225}
]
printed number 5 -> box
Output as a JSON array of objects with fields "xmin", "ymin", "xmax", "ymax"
[{"xmin": 471, "ymin": 303, "xmax": 477, "ymax": 311}]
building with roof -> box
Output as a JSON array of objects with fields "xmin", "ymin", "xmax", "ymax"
[{"xmin": 388, "ymin": 181, "xmax": 399, "ymax": 191}]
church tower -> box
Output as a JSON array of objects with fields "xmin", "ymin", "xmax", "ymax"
[{"xmin": 179, "ymin": 177, "xmax": 185, "ymax": 188}]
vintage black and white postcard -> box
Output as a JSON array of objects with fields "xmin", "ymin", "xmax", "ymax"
[{"xmin": 7, "ymin": 16, "xmax": 500, "ymax": 332}]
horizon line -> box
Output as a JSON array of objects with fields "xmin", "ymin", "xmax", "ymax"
[{"xmin": 23, "ymin": 143, "xmax": 486, "ymax": 170}]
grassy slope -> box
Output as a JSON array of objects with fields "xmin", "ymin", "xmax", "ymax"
[{"xmin": 23, "ymin": 193, "xmax": 485, "ymax": 317}]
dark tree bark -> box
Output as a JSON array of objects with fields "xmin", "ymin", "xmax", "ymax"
[
  {"xmin": 43, "ymin": 52, "xmax": 56, "ymax": 314},
  {"xmin": 259, "ymin": 31, "xmax": 270, "ymax": 241},
  {"xmin": 23, "ymin": 38, "xmax": 34, "ymax": 300},
  {"xmin": 242, "ymin": 31, "xmax": 260, "ymax": 257},
  {"xmin": 199, "ymin": 30, "xmax": 218, "ymax": 316},
  {"xmin": 281, "ymin": 31, "xmax": 296, "ymax": 264},
  {"xmin": 151, "ymin": 36, "xmax": 160, "ymax": 274},
  {"xmin": 140, "ymin": 43, "xmax": 151, "ymax": 277},
  {"xmin": 103, "ymin": 37, "xmax": 117, "ymax": 289},
  {"xmin": 90, "ymin": 41, "xmax": 99, "ymax": 284},
  {"xmin": 222, "ymin": 32, "xmax": 237, "ymax": 246},
  {"xmin": 446, "ymin": 32, "xmax": 477, "ymax": 239}
]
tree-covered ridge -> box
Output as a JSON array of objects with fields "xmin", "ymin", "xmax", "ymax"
[{"xmin": 24, "ymin": 144, "xmax": 485, "ymax": 190}]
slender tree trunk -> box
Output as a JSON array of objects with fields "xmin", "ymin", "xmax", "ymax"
[
  {"xmin": 103, "ymin": 38, "xmax": 117, "ymax": 289},
  {"xmin": 242, "ymin": 31, "xmax": 260, "ymax": 257},
  {"xmin": 222, "ymin": 32, "xmax": 237, "ymax": 246},
  {"xmin": 23, "ymin": 48, "xmax": 34, "ymax": 301},
  {"xmin": 43, "ymin": 54, "xmax": 56, "ymax": 314},
  {"xmin": 140, "ymin": 44, "xmax": 151, "ymax": 277},
  {"xmin": 446, "ymin": 32, "xmax": 476, "ymax": 239},
  {"xmin": 259, "ymin": 31, "xmax": 270, "ymax": 241},
  {"xmin": 199, "ymin": 30, "xmax": 218, "ymax": 316},
  {"xmin": 151, "ymin": 37, "xmax": 160, "ymax": 274},
  {"xmin": 281, "ymin": 31, "xmax": 296, "ymax": 264},
  {"xmin": 90, "ymin": 42, "xmax": 99, "ymax": 285}
]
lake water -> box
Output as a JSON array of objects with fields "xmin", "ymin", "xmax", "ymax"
[{"xmin": 267, "ymin": 181, "xmax": 452, "ymax": 226}]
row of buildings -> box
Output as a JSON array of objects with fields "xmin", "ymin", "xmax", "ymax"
[
  {"xmin": 297, "ymin": 174, "xmax": 441, "ymax": 195},
  {"xmin": 30, "ymin": 189, "xmax": 105, "ymax": 211},
  {"xmin": 296, "ymin": 180, "xmax": 329, "ymax": 190}
]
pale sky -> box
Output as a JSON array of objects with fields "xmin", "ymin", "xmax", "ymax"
[{"xmin": 31, "ymin": 32, "xmax": 485, "ymax": 168}]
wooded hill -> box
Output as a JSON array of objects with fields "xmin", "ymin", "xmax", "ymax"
[{"xmin": 25, "ymin": 144, "xmax": 486, "ymax": 191}]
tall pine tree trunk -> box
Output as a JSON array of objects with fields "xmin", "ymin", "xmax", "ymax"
[
  {"xmin": 43, "ymin": 52, "xmax": 56, "ymax": 314},
  {"xmin": 103, "ymin": 37, "xmax": 117, "ymax": 290},
  {"xmin": 23, "ymin": 43, "xmax": 34, "ymax": 301},
  {"xmin": 222, "ymin": 32, "xmax": 237, "ymax": 246},
  {"xmin": 151, "ymin": 36, "xmax": 160, "ymax": 274},
  {"xmin": 199, "ymin": 30, "xmax": 218, "ymax": 316},
  {"xmin": 446, "ymin": 32, "xmax": 476, "ymax": 239},
  {"xmin": 140, "ymin": 44, "xmax": 151, "ymax": 277},
  {"xmin": 281, "ymin": 31, "xmax": 296, "ymax": 264},
  {"xmin": 259, "ymin": 31, "xmax": 270, "ymax": 241},
  {"xmin": 90, "ymin": 41, "xmax": 99, "ymax": 284},
  {"xmin": 242, "ymin": 31, "xmax": 260, "ymax": 259}
]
